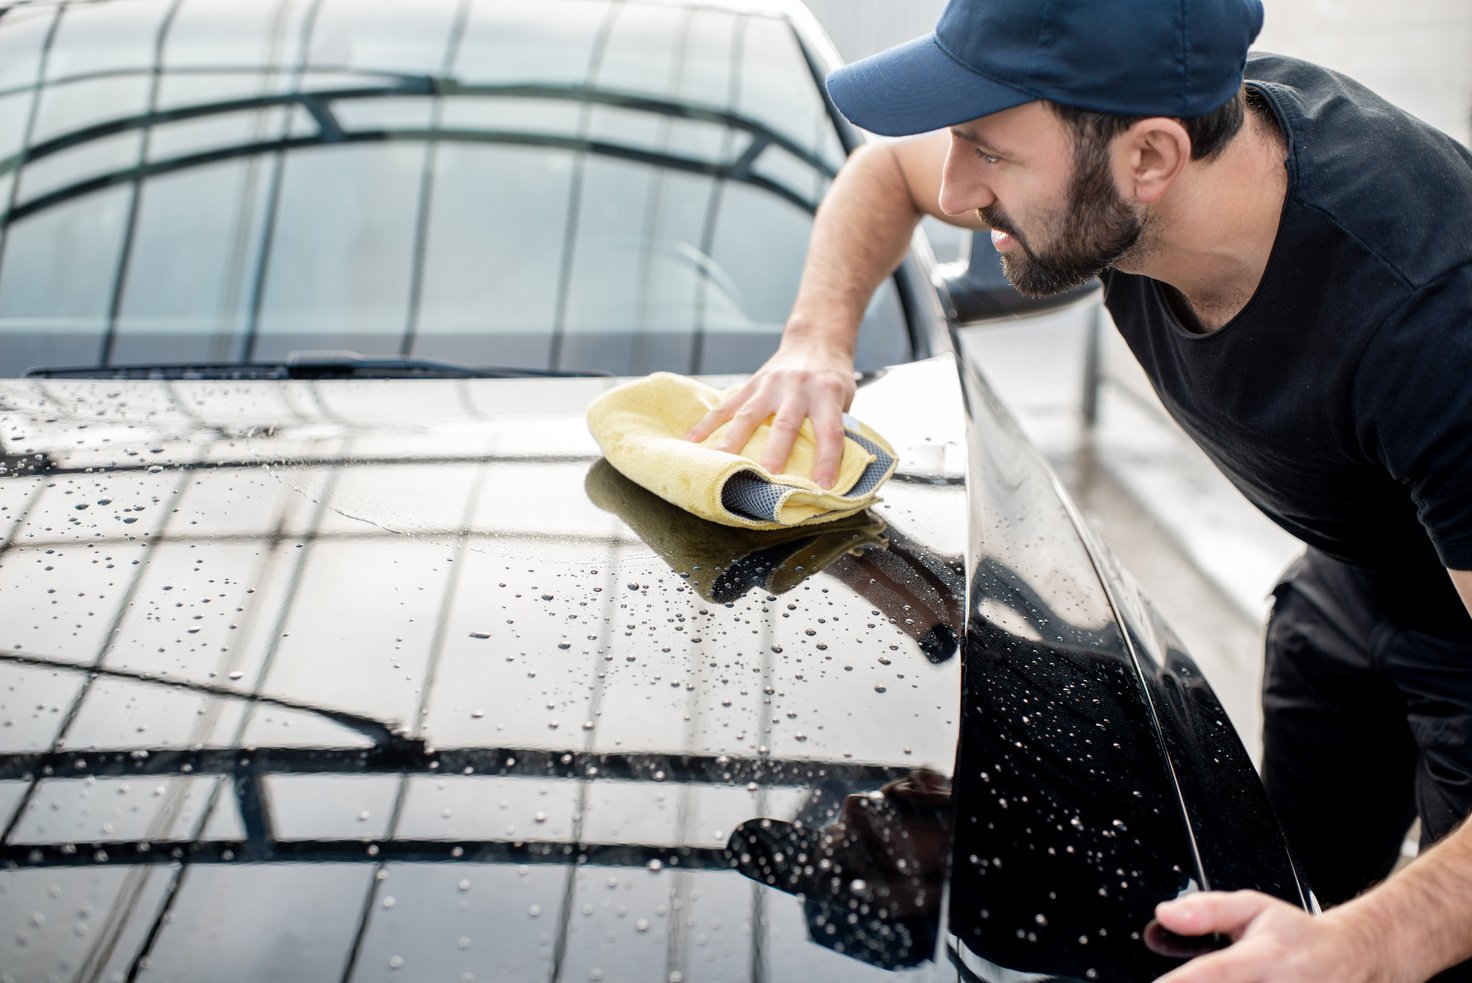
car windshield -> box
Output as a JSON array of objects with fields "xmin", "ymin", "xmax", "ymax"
[{"xmin": 0, "ymin": 0, "xmax": 912, "ymax": 378}]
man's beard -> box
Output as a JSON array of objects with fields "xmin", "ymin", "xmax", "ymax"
[{"xmin": 981, "ymin": 138, "xmax": 1148, "ymax": 298}]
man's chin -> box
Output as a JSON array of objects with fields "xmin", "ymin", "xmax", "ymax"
[{"xmin": 998, "ymin": 254, "xmax": 1100, "ymax": 298}]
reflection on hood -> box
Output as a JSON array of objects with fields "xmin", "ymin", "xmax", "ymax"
[{"xmin": 585, "ymin": 458, "xmax": 889, "ymax": 602}]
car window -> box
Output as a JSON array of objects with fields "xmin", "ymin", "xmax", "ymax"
[{"xmin": 0, "ymin": 0, "xmax": 912, "ymax": 377}]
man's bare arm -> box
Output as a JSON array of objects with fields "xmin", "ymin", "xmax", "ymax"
[
  {"xmin": 684, "ymin": 131, "xmax": 962, "ymax": 486},
  {"xmin": 1148, "ymin": 568, "xmax": 1472, "ymax": 982},
  {"xmin": 1151, "ymin": 821, "xmax": 1472, "ymax": 982},
  {"xmin": 1451, "ymin": 567, "xmax": 1472, "ymax": 617}
]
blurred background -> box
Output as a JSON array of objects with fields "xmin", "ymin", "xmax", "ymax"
[{"xmin": 805, "ymin": 0, "xmax": 1472, "ymax": 762}]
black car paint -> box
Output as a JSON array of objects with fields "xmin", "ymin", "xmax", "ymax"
[{"xmin": 0, "ymin": 363, "xmax": 1305, "ymax": 982}]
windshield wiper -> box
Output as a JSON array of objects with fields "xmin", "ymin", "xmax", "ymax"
[{"xmin": 23, "ymin": 350, "xmax": 613, "ymax": 380}]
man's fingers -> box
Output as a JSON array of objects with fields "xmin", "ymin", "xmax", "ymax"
[
  {"xmin": 1151, "ymin": 938, "xmax": 1278, "ymax": 983},
  {"xmin": 683, "ymin": 382, "xmax": 754, "ymax": 442},
  {"xmin": 1149, "ymin": 893, "xmax": 1365, "ymax": 983},
  {"xmin": 810, "ymin": 406, "xmax": 846, "ymax": 489},
  {"xmin": 689, "ymin": 387, "xmax": 771, "ymax": 454},
  {"xmin": 680, "ymin": 363, "xmax": 855, "ymax": 486},
  {"xmin": 714, "ymin": 402, "xmax": 776, "ymax": 454},
  {"xmin": 1155, "ymin": 891, "xmax": 1276, "ymax": 939},
  {"xmin": 760, "ymin": 409, "xmax": 805, "ymax": 475},
  {"xmin": 683, "ymin": 406, "xmax": 732, "ymax": 443},
  {"xmin": 1143, "ymin": 919, "xmax": 1223, "ymax": 960}
]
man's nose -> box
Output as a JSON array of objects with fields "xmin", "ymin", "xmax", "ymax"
[{"xmin": 937, "ymin": 142, "xmax": 996, "ymax": 217}]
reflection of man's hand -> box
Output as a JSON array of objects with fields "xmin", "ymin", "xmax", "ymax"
[
  {"xmin": 726, "ymin": 768, "xmax": 952, "ymax": 970},
  {"xmin": 728, "ymin": 768, "xmax": 952, "ymax": 914},
  {"xmin": 742, "ymin": 769, "xmax": 951, "ymax": 914},
  {"xmin": 824, "ymin": 769, "xmax": 953, "ymax": 915},
  {"xmin": 682, "ymin": 342, "xmax": 856, "ymax": 488}
]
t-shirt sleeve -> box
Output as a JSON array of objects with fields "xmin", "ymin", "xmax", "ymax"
[{"xmin": 1355, "ymin": 264, "xmax": 1472, "ymax": 570}]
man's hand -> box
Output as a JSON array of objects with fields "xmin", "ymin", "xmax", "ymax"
[
  {"xmin": 683, "ymin": 342, "xmax": 856, "ymax": 488},
  {"xmin": 1149, "ymin": 891, "xmax": 1387, "ymax": 983}
]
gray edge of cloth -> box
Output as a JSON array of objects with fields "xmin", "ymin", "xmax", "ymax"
[{"xmin": 720, "ymin": 429, "xmax": 894, "ymax": 523}]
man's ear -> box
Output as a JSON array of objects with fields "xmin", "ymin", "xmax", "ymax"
[{"xmin": 1119, "ymin": 118, "xmax": 1191, "ymax": 204}]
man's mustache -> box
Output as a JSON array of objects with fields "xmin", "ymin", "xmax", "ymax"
[{"xmin": 979, "ymin": 206, "xmax": 1022, "ymax": 242}]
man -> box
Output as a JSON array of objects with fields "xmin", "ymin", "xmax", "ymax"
[{"xmin": 684, "ymin": 0, "xmax": 1472, "ymax": 979}]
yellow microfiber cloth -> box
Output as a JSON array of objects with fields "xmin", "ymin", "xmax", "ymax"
[{"xmin": 586, "ymin": 372, "xmax": 899, "ymax": 530}]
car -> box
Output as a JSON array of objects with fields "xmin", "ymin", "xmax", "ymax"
[{"xmin": 0, "ymin": 0, "xmax": 1308, "ymax": 980}]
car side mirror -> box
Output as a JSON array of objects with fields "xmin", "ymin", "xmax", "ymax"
[{"xmin": 937, "ymin": 230, "xmax": 1098, "ymax": 324}]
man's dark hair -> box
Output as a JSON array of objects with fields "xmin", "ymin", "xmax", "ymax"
[{"xmin": 1047, "ymin": 87, "xmax": 1249, "ymax": 163}]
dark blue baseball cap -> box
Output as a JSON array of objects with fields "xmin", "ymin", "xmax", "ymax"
[{"xmin": 826, "ymin": 0, "xmax": 1265, "ymax": 136}]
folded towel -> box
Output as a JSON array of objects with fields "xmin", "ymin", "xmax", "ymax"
[
  {"xmin": 586, "ymin": 372, "xmax": 898, "ymax": 529},
  {"xmin": 585, "ymin": 459, "xmax": 888, "ymax": 601}
]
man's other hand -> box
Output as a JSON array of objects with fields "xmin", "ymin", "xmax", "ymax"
[
  {"xmin": 683, "ymin": 344, "xmax": 856, "ymax": 488},
  {"xmin": 1148, "ymin": 890, "xmax": 1385, "ymax": 983}
]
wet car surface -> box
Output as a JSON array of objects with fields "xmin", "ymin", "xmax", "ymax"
[{"xmin": 0, "ymin": 0, "xmax": 1307, "ymax": 980}]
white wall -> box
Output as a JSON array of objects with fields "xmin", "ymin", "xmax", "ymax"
[
  {"xmin": 1258, "ymin": 0, "xmax": 1471, "ymax": 146},
  {"xmin": 802, "ymin": 0, "xmax": 1472, "ymax": 146},
  {"xmin": 800, "ymin": 0, "xmax": 944, "ymax": 61}
]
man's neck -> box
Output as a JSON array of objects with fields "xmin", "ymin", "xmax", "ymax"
[{"xmin": 1124, "ymin": 97, "xmax": 1289, "ymax": 333}]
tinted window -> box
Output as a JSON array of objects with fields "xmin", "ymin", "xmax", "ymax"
[{"xmin": 0, "ymin": 0, "xmax": 912, "ymax": 377}]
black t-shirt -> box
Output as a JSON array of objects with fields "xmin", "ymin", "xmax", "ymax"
[{"xmin": 1102, "ymin": 53, "xmax": 1472, "ymax": 629}]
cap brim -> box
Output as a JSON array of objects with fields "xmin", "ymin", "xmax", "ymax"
[{"xmin": 826, "ymin": 34, "xmax": 1036, "ymax": 136}]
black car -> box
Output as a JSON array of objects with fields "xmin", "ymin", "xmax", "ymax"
[{"xmin": 0, "ymin": 0, "xmax": 1307, "ymax": 980}]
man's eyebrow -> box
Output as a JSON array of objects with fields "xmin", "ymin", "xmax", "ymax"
[{"xmin": 949, "ymin": 126, "xmax": 1006, "ymax": 156}]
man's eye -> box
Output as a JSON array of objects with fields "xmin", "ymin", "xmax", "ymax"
[{"xmin": 974, "ymin": 149, "xmax": 1000, "ymax": 165}]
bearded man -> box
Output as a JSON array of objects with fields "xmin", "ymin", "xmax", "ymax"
[{"xmin": 686, "ymin": 0, "xmax": 1472, "ymax": 979}]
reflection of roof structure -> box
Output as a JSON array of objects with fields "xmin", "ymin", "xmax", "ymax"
[
  {"xmin": 0, "ymin": 0, "xmax": 859, "ymax": 377},
  {"xmin": 1, "ymin": 650, "xmax": 909, "ymax": 874}
]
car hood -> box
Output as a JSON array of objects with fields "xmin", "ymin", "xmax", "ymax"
[{"xmin": 0, "ymin": 356, "xmax": 1302, "ymax": 982}]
